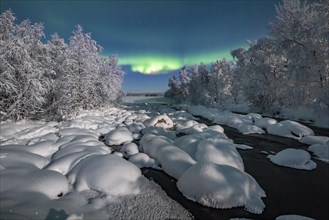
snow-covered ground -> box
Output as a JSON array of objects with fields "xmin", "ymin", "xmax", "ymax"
[{"xmin": 1, "ymin": 101, "xmax": 328, "ymax": 219}]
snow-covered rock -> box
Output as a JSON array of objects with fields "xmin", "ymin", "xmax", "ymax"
[
  {"xmin": 121, "ymin": 142, "xmax": 139, "ymax": 158},
  {"xmin": 275, "ymin": 214, "xmax": 315, "ymax": 220},
  {"xmin": 267, "ymin": 120, "xmax": 314, "ymax": 139},
  {"xmin": 142, "ymin": 126, "xmax": 176, "ymax": 140},
  {"xmin": 0, "ymin": 148, "xmax": 50, "ymax": 169},
  {"xmin": 1, "ymin": 168, "xmax": 69, "ymax": 199},
  {"xmin": 299, "ymin": 135, "xmax": 329, "ymax": 145},
  {"xmin": 127, "ymin": 122, "xmax": 145, "ymax": 133},
  {"xmin": 129, "ymin": 153, "xmax": 159, "ymax": 169},
  {"xmin": 139, "ymin": 133, "xmax": 173, "ymax": 158},
  {"xmin": 207, "ymin": 125, "xmax": 224, "ymax": 133},
  {"xmin": 268, "ymin": 148, "xmax": 316, "ymax": 170},
  {"xmin": 237, "ymin": 124, "xmax": 265, "ymax": 135},
  {"xmin": 195, "ymin": 139, "xmax": 244, "ymax": 171},
  {"xmin": 177, "ymin": 163, "xmax": 266, "ymax": 214},
  {"xmin": 104, "ymin": 127, "xmax": 133, "ymax": 145},
  {"xmin": 254, "ymin": 118, "xmax": 277, "ymax": 130},
  {"xmin": 156, "ymin": 145, "xmax": 197, "ymax": 179},
  {"xmin": 308, "ymin": 141, "xmax": 329, "ymax": 163},
  {"xmin": 177, "ymin": 122, "xmax": 208, "ymax": 135},
  {"xmin": 234, "ymin": 144, "xmax": 253, "ymax": 150},
  {"xmin": 143, "ymin": 114, "xmax": 174, "ymax": 129},
  {"xmin": 68, "ymin": 154, "xmax": 142, "ymax": 196}
]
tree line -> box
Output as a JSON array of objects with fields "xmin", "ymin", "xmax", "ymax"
[
  {"xmin": 166, "ymin": 0, "xmax": 329, "ymax": 115},
  {"xmin": 0, "ymin": 10, "xmax": 123, "ymax": 121}
]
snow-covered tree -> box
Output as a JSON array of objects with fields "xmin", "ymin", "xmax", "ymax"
[
  {"xmin": 53, "ymin": 25, "xmax": 103, "ymax": 117},
  {"xmin": 0, "ymin": 10, "xmax": 52, "ymax": 120},
  {"xmin": 208, "ymin": 59, "xmax": 234, "ymax": 106},
  {"xmin": 269, "ymin": 0, "xmax": 329, "ymax": 110},
  {"xmin": 177, "ymin": 66, "xmax": 190, "ymax": 102},
  {"xmin": 98, "ymin": 55, "xmax": 124, "ymax": 106},
  {"xmin": 1, "ymin": 10, "xmax": 124, "ymax": 120},
  {"xmin": 167, "ymin": 75, "xmax": 180, "ymax": 100}
]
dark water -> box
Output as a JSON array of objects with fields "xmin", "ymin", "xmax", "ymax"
[{"xmin": 141, "ymin": 116, "xmax": 329, "ymax": 220}]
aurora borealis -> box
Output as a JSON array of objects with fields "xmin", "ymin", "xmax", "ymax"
[{"xmin": 1, "ymin": 0, "xmax": 281, "ymax": 92}]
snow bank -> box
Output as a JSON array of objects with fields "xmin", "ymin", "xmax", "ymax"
[
  {"xmin": 177, "ymin": 163, "xmax": 266, "ymax": 214},
  {"xmin": 308, "ymin": 141, "xmax": 329, "ymax": 163},
  {"xmin": 267, "ymin": 120, "xmax": 314, "ymax": 139},
  {"xmin": 68, "ymin": 154, "xmax": 142, "ymax": 196},
  {"xmin": 104, "ymin": 127, "xmax": 133, "ymax": 145},
  {"xmin": 268, "ymin": 148, "xmax": 316, "ymax": 170}
]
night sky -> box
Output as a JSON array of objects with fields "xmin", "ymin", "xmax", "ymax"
[{"xmin": 1, "ymin": 0, "xmax": 281, "ymax": 92}]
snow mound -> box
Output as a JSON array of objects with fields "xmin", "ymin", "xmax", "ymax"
[
  {"xmin": 177, "ymin": 163, "xmax": 266, "ymax": 214},
  {"xmin": 176, "ymin": 120, "xmax": 208, "ymax": 134},
  {"xmin": 254, "ymin": 117, "xmax": 277, "ymax": 130},
  {"xmin": 121, "ymin": 142, "xmax": 139, "ymax": 158},
  {"xmin": 308, "ymin": 141, "xmax": 329, "ymax": 163},
  {"xmin": 174, "ymin": 134, "xmax": 202, "ymax": 157},
  {"xmin": 127, "ymin": 122, "xmax": 145, "ymax": 133},
  {"xmin": 157, "ymin": 145, "xmax": 197, "ymax": 179},
  {"xmin": 207, "ymin": 125, "xmax": 224, "ymax": 133},
  {"xmin": 0, "ymin": 148, "xmax": 50, "ymax": 169},
  {"xmin": 267, "ymin": 120, "xmax": 314, "ymax": 139},
  {"xmin": 246, "ymin": 113, "xmax": 263, "ymax": 123},
  {"xmin": 188, "ymin": 105, "xmax": 209, "ymax": 116},
  {"xmin": 1, "ymin": 168, "xmax": 69, "ymax": 199},
  {"xmin": 195, "ymin": 139, "xmax": 244, "ymax": 171},
  {"xmin": 58, "ymin": 127, "xmax": 98, "ymax": 138},
  {"xmin": 237, "ymin": 124, "xmax": 265, "ymax": 135},
  {"xmin": 299, "ymin": 135, "xmax": 329, "ymax": 145},
  {"xmin": 275, "ymin": 214, "xmax": 315, "ymax": 220},
  {"xmin": 139, "ymin": 133, "xmax": 173, "ymax": 158},
  {"xmin": 104, "ymin": 127, "xmax": 133, "ymax": 145},
  {"xmin": 129, "ymin": 153, "xmax": 159, "ymax": 169},
  {"xmin": 143, "ymin": 114, "xmax": 174, "ymax": 129},
  {"xmin": 68, "ymin": 154, "xmax": 142, "ymax": 196},
  {"xmin": 268, "ymin": 148, "xmax": 317, "ymax": 170},
  {"xmin": 234, "ymin": 144, "xmax": 253, "ymax": 150},
  {"xmin": 142, "ymin": 126, "xmax": 176, "ymax": 140},
  {"xmin": 46, "ymin": 148, "xmax": 109, "ymax": 175}
]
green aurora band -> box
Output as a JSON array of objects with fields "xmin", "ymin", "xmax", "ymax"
[{"xmin": 117, "ymin": 48, "xmax": 238, "ymax": 75}]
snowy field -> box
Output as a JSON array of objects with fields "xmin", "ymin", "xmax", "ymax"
[{"xmin": 1, "ymin": 101, "xmax": 328, "ymax": 219}]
